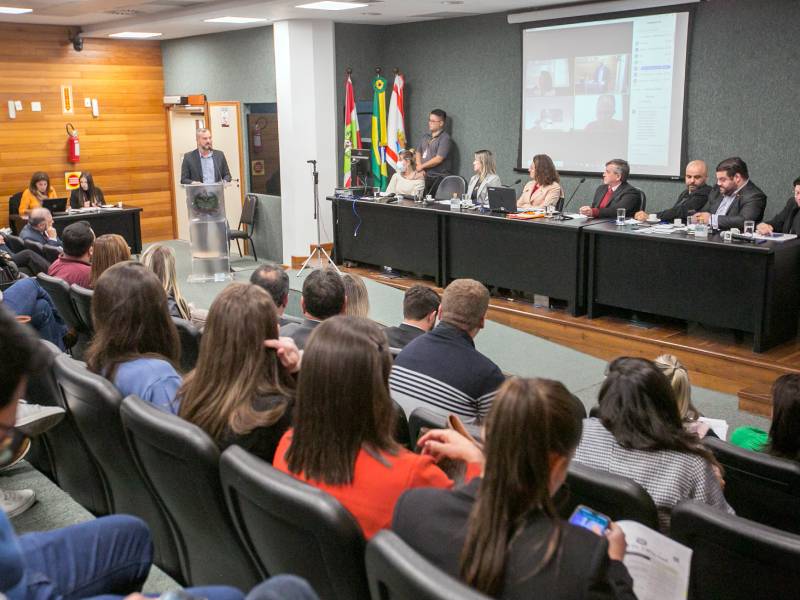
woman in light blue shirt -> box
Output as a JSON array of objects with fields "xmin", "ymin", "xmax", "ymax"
[{"xmin": 86, "ymin": 261, "xmax": 182, "ymax": 414}]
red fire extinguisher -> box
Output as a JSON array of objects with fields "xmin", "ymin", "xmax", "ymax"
[
  {"xmin": 66, "ymin": 123, "xmax": 80, "ymax": 163},
  {"xmin": 252, "ymin": 118, "xmax": 265, "ymax": 152}
]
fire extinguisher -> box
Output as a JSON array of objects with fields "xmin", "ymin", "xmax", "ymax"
[
  {"xmin": 66, "ymin": 123, "xmax": 80, "ymax": 163},
  {"xmin": 252, "ymin": 118, "xmax": 265, "ymax": 152}
]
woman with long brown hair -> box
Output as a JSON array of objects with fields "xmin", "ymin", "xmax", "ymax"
[
  {"xmin": 19, "ymin": 171, "xmax": 58, "ymax": 214},
  {"xmin": 273, "ymin": 315, "xmax": 478, "ymax": 539},
  {"xmin": 393, "ymin": 377, "xmax": 636, "ymax": 600},
  {"xmin": 86, "ymin": 261, "xmax": 182, "ymax": 414},
  {"xmin": 178, "ymin": 283, "xmax": 295, "ymax": 463},
  {"xmin": 89, "ymin": 234, "xmax": 130, "ymax": 288},
  {"xmin": 517, "ymin": 154, "xmax": 562, "ymax": 208}
]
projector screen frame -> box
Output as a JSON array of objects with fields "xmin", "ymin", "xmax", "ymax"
[{"xmin": 514, "ymin": 3, "xmax": 698, "ymax": 181}]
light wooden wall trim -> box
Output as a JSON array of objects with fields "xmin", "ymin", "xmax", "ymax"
[{"xmin": 0, "ymin": 24, "xmax": 173, "ymax": 242}]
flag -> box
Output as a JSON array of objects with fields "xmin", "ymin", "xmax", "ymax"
[
  {"xmin": 342, "ymin": 74, "xmax": 361, "ymax": 187},
  {"xmin": 371, "ymin": 74, "xmax": 388, "ymax": 191},
  {"xmin": 386, "ymin": 73, "xmax": 406, "ymax": 170}
]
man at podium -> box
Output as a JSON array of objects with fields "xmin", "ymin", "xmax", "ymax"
[{"xmin": 180, "ymin": 128, "xmax": 232, "ymax": 184}]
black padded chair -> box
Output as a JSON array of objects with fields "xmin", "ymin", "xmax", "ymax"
[
  {"xmin": 37, "ymin": 273, "xmax": 90, "ymax": 356},
  {"xmin": 556, "ymin": 462, "xmax": 660, "ymax": 529},
  {"xmin": 637, "ymin": 188, "xmax": 647, "ymax": 212},
  {"xmin": 8, "ymin": 191, "xmax": 22, "ymax": 233},
  {"xmin": 3, "ymin": 233, "xmax": 25, "ymax": 253},
  {"xmin": 556, "ymin": 196, "xmax": 565, "ymax": 212},
  {"xmin": 41, "ymin": 244, "xmax": 61, "ymax": 263},
  {"xmin": 52, "ymin": 354, "xmax": 184, "ymax": 582},
  {"xmin": 220, "ymin": 445, "xmax": 370, "ymax": 600},
  {"xmin": 24, "ymin": 238, "xmax": 46, "ymax": 258},
  {"xmin": 434, "ymin": 176, "xmax": 466, "ymax": 200},
  {"xmin": 407, "ymin": 407, "xmax": 483, "ymax": 451},
  {"xmin": 703, "ymin": 436, "xmax": 800, "ymax": 534},
  {"xmin": 671, "ymin": 500, "xmax": 800, "ymax": 600},
  {"xmin": 171, "ymin": 317, "xmax": 201, "ymax": 373},
  {"xmin": 365, "ymin": 530, "xmax": 490, "ymax": 600},
  {"xmin": 228, "ymin": 193, "xmax": 258, "ymax": 261},
  {"xmin": 70, "ymin": 284, "xmax": 94, "ymax": 335},
  {"xmin": 120, "ymin": 395, "xmax": 261, "ymax": 589}
]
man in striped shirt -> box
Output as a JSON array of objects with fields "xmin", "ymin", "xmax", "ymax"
[{"xmin": 389, "ymin": 278, "xmax": 504, "ymax": 424}]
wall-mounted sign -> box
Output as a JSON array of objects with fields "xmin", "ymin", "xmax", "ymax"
[
  {"xmin": 65, "ymin": 171, "xmax": 82, "ymax": 190},
  {"xmin": 61, "ymin": 84, "xmax": 74, "ymax": 114},
  {"xmin": 251, "ymin": 160, "xmax": 265, "ymax": 176}
]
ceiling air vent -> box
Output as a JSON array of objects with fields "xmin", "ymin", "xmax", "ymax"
[{"xmin": 107, "ymin": 9, "xmax": 142, "ymax": 16}]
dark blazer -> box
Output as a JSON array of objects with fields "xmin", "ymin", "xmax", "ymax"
[
  {"xmin": 180, "ymin": 149, "xmax": 232, "ymax": 184},
  {"xmin": 701, "ymin": 180, "xmax": 767, "ymax": 230},
  {"xmin": 591, "ymin": 182, "xmax": 641, "ymax": 218},
  {"xmin": 657, "ymin": 184, "xmax": 711, "ymax": 222},
  {"xmin": 393, "ymin": 479, "xmax": 636, "ymax": 600},
  {"xmin": 69, "ymin": 187, "xmax": 105, "ymax": 209},
  {"xmin": 20, "ymin": 224, "xmax": 61, "ymax": 248},
  {"xmin": 384, "ymin": 323, "xmax": 426, "ymax": 349},
  {"xmin": 766, "ymin": 197, "xmax": 800, "ymax": 234},
  {"xmin": 218, "ymin": 395, "xmax": 293, "ymax": 464},
  {"xmin": 281, "ymin": 318, "xmax": 321, "ymax": 350}
]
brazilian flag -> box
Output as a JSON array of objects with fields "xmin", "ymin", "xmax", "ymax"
[{"xmin": 371, "ymin": 75, "xmax": 388, "ymax": 191}]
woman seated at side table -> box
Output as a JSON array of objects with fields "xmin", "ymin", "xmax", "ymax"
[
  {"xmin": 385, "ymin": 150, "xmax": 425, "ymax": 197},
  {"xmin": 465, "ymin": 149, "xmax": 501, "ymax": 205},
  {"xmin": 70, "ymin": 171, "xmax": 105, "ymax": 208},
  {"xmin": 19, "ymin": 172, "xmax": 57, "ymax": 214},
  {"xmin": 517, "ymin": 154, "xmax": 562, "ymax": 209}
]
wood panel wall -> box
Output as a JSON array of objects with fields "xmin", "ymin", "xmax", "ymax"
[{"xmin": 0, "ymin": 24, "xmax": 173, "ymax": 241}]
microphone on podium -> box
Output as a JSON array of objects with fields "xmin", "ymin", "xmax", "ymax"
[{"xmin": 561, "ymin": 177, "xmax": 587, "ymax": 214}]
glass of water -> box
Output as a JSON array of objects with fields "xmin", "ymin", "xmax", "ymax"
[
  {"xmin": 744, "ymin": 220, "xmax": 755, "ymax": 236},
  {"xmin": 546, "ymin": 204, "xmax": 556, "ymax": 218},
  {"xmin": 616, "ymin": 208, "xmax": 626, "ymax": 225}
]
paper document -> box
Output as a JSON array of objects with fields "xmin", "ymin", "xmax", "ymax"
[
  {"xmin": 697, "ymin": 417, "xmax": 728, "ymax": 441},
  {"xmin": 564, "ymin": 213, "xmax": 587, "ymax": 219},
  {"xmin": 618, "ymin": 520, "xmax": 692, "ymax": 600},
  {"xmin": 753, "ymin": 233, "xmax": 797, "ymax": 242}
]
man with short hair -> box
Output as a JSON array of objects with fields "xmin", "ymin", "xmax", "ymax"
[
  {"xmin": 47, "ymin": 221, "xmax": 94, "ymax": 288},
  {"xmin": 579, "ymin": 159, "xmax": 642, "ymax": 219},
  {"xmin": 635, "ymin": 160, "xmax": 712, "ymax": 223},
  {"xmin": 694, "ymin": 157, "xmax": 767, "ymax": 230},
  {"xmin": 415, "ymin": 109, "xmax": 453, "ymax": 196},
  {"xmin": 281, "ymin": 269, "xmax": 346, "ymax": 350},
  {"xmin": 180, "ymin": 128, "xmax": 232, "ymax": 184},
  {"xmin": 384, "ymin": 285, "xmax": 441, "ymax": 349},
  {"xmin": 757, "ymin": 177, "xmax": 800, "ymax": 235},
  {"xmin": 19, "ymin": 208, "xmax": 61, "ymax": 248},
  {"xmin": 250, "ymin": 262, "xmax": 293, "ymax": 327},
  {"xmin": 390, "ymin": 278, "xmax": 504, "ymax": 423}
]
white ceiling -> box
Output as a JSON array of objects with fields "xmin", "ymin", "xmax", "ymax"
[{"xmin": 0, "ymin": 0, "xmax": 595, "ymax": 39}]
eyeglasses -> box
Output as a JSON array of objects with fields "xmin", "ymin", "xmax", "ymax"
[
  {"xmin": 428, "ymin": 119, "xmax": 443, "ymax": 124},
  {"xmin": 0, "ymin": 424, "xmax": 27, "ymax": 469}
]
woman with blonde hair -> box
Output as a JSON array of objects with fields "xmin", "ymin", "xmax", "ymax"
[
  {"xmin": 89, "ymin": 234, "xmax": 130, "ymax": 288},
  {"xmin": 517, "ymin": 154, "xmax": 562, "ymax": 208},
  {"xmin": 385, "ymin": 149, "xmax": 425, "ymax": 197},
  {"xmin": 653, "ymin": 354, "xmax": 713, "ymax": 438},
  {"xmin": 140, "ymin": 243, "xmax": 193, "ymax": 322},
  {"xmin": 465, "ymin": 150, "xmax": 502, "ymax": 205},
  {"xmin": 342, "ymin": 272, "xmax": 370, "ymax": 318}
]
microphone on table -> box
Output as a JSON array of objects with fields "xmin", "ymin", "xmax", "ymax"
[
  {"xmin": 561, "ymin": 177, "xmax": 586, "ymax": 214},
  {"xmin": 511, "ymin": 179, "xmax": 522, "ymax": 186}
]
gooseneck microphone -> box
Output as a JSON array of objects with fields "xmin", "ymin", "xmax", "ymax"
[{"xmin": 561, "ymin": 177, "xmax": 587, "ymax": 214}]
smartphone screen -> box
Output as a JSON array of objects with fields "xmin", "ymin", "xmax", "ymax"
[{"xmin": 568, "ymin": 504, "xmax": 610, "ymax": 535}]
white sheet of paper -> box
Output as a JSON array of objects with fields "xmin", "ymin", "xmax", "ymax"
[{"xmin": 697, "ymin": 417, "xmax": 729, "ymax": 441}]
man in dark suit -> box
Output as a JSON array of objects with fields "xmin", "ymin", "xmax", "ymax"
[
  {"xmin": 757, "ymin": 176, "xmax": 800, "ymax": 235},
  {"xmin": 694, "ymin": 157, "xmax": 766, "ymax": 230},
  {"xmin": 180, "ymin": 128, "xmax": 232, "ymax": 185},
  {"xmin": 281, "ymin": 269, "xmax": 345, "ymax": 350},
  {"xmin": 249, "ymin": 262, "xmax": 295, "ymax": 327},
  {"xmin": 579, "ymin": 158, "xmax": 641, "ymax": 219},
  {"xmin": 635, "ymin": 160, "xmax": 711, "ymax": 223},
  {"xmin": 384, "ymin": 285, "xmax": 440, "ymax": 350}
]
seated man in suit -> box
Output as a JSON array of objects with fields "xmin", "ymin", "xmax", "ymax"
[
  {"xmin": 694, "ymin": 156, "xmax": 766, "ymax": 230},
  {"xmin": 180, "ymin": 128, "xmax": 232, "ymax": 185},
  {"xmin": 635, "ymin": 160, "xmax": 712, "ymax": 223},
  {"xmin": 19, "ymin": 208, "xmax": 61, "ymax": 248},
  {"xmin": 579, "ymin": 159, "xmax": 641, "ymax": 219},
  {"xmin": 757, "ymin": 176, "xmax": 800, "ymax": 236},
  {"xmin": 384, "ymin": 285, "xmax": 440, "ymax": 350},
  {"xmin": 281, "ymin": 269, "xmax": 345, "ymax": 350},
  {"xmin": 250, "ymin": 262, "xmax": 294, "ymax": 327}
]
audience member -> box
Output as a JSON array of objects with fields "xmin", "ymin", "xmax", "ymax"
[
  {"xmin": 0, "ymin": 280, "xmax": 67, "ymax": 350},
  {"xmin": 574, "ymin": 357, "xmax": 732, "ymax": 532},
  {"xmin": 250, "ymin": 262, "xmax": 293, "ymax": 326},
  {"xmin": 47, "ymin": 221, "xmax": 94, "ymax": 288},
  {"xmin": 394, "ymin": 377, "xmax": 637, "ymax": 600},
  {"xmin": 390, "ymin": 278, "xmax": 504, "ymax": 422},
  {"xmin": 281, "ymin": 269, "xmax": 345, "ymax": 350},
  {"xmin": 653, "ymin": 354, "xmax": 715, "ymax": 438},
  {"xmin": 384, "ymin": 285, "xmax": 440, "ymax": 349},
  {"xmin": 19, "ymin": 208, "xmax": 60, "ymax": 248},
  {"xmin": 385, "ymin": 149, "xmax": 425, "ymax": 197},
  {"xmin": 0, "ymin": 232, "xmax": 49, "ymax": 277},
  {"xmin": 342, "ymin": 272, "xmax": 370, "ymax": 318},
  {"xmin": 69, "ymin": 171, "xmax": 105, "ymax": 209},
  {"xmin": 86, "ymin": 262, "xmax": 182, "ymax": 413},
  {"xmin": 517, "ymin": 154, "xmax": 563, "ymax": 209},
  {"xmin": 465, "ymin": 150, "xmax": 502, "ymax": 205},
  {"xmin": 89, "ymin": 233, "xmax": 129, "ymax": 288},
  {"xmin": 274, "ymin": 316, "xmax": 477, "ymax": 539},
  {"xmin": 179, "ymin": 284, "xmax": 296, "ymax": 463},
  {"xmin": 731, "ymin": 373, "xmax": 800, "ymax": 461},
  {"xmin": 141, "ymin": 243, "xmax": 196, "ymax": 323},
  {"xmin": 18, "ymin": 171, "xmax": 57, "ymax": 214}
]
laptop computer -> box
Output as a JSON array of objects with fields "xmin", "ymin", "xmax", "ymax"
[
  {"xmin": 42, "ymin": 197, "xmax": 68, "ymax": 213},
  {"xmin": 487, "ymin": 186, "xmax": 517, "ymax": 213}
]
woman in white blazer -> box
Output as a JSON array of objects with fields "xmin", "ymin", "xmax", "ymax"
[
  {"xmin": 465, "ymin": 150, "xmax": 502, "ymax": 205},
  {"xmin": 517, "ymin": 153, "xmax": 563, "ymax": 209}
]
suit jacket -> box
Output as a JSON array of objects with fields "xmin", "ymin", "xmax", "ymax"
[
  {"xmin": 393, "ymin": 479, "xmax": 636, "ymax": 600},
  {"xmin": 465, "ymin": 173, "xmax": 501, "ymax": 205},
  {"xmin": 766, "ymin": 197, "xmax": 800, "ymax": 234},
  {"xmin": 590, "ymin": 182, "xmax": 641, "ymax": 218},
  {"xmin": 657, "ymin": 184, "xmax": 711, "ymax": 222},
  {"xmin": 281, "ymin": 317, "xmax": 321, "ymax": 350},
  {"xmin": 69, "ymin": 187, "xmax": 105, "ymax": 209},
  {"xmin": 180, "ymin": 149, "xmax": 232, "ymax": 184},
  {"xmin": 701, "ymin": 180, "xmax": 767, "ymax": 230},
  {"xmin": 384, "ymin": 323, "xmax": 426, "ymax": 350}
]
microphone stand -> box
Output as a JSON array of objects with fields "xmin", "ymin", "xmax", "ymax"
[{"xmin": 298, "ymin": 160, "xmax": 340, "ymax": 277}]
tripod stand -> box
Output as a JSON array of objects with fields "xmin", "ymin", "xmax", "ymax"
[{"xmin": 297, "ymin": 159, "xmax": 340, "ymax": 277}]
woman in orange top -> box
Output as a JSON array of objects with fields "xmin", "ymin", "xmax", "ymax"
[
  {"xmin": 273, "ymin": 315, "xmax": 482, "ymax": 539},
  {"xmin": 517, "ymin": 154, "xmax": 562, "ymax": 209},
  {"xmin": 19, "ymin": 171, "xmax": 57, "ymax": 214}
]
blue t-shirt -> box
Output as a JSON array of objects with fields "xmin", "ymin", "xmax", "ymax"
[
  {"xmin": 113, "ymin": 358, "xmax": 182, "ymax": 414},
  {"xmin": 0, "ymin": 511, "xmax": 25, "ymax": 600}
]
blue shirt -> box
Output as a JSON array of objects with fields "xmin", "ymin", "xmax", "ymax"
[
  {"xmin": 0, "ymin": 511, "xmax": 25, "ymax": 600},
  {"xmin": 113, "ymin": 358, "xmax": 181, "ymax": 414},
  {"xmin": 200, "ymin": 152, "xmax": 215, "ymax": 184}
]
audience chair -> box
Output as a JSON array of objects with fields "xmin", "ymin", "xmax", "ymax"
[
  {"xmin": 365, "ymin": 530, "xmax": 491, "ymax": 600},
  {"xmin": 41, "ymin": 244, "xmax": 61, "ymax": 263},
  {"xmin": 52, "ymin": 354, "xmax": 184, "ymax": 582},
  {"xmin": 220, "ymin": 445, "xmax": 370, "ymax": 600},
  {"xmin": 3, "ymin": 233, "xmax": 25, "ymax": 253},
  {"xmin": 407, "ymin": 407, "xmax": 483, "ymax": 451},
  {"xmin": 434, "ymin": 176, "xmax": 466, "ymax": 200},
  {"xmin": 556, "ymin": 462, "xmax": 660, "ymax": 530},
  {"xmin": 228, "ymin": 193, "xmax": 258, "ymax": 261},
  {"xmin": 703, "ymin": 436, "xmax": 800, "ymax": 534},
  {"xmin": 671, "ymin": 500, "xmax": 800, "ymax": 600},
  {"xmin": 37, "ymin": 273, "xmax": 90, "ymax": 357},
  {"xmin": 120, "ymin": 395, "xmax": 261, "ymax": 589},
  {"xmin": 172, "ymin": 317, "xmax": 201, "ymax": 373},
  {"xmin": 70, "ymin": 284, "xmax": 94, "ymax": 334},
  {"xmin": 8, "ymin": 191, "xmax": 22, "ymax": 232},
  {"xmin": 23, "ymin": 239, "xmax": 46, "ymax": 258}
]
